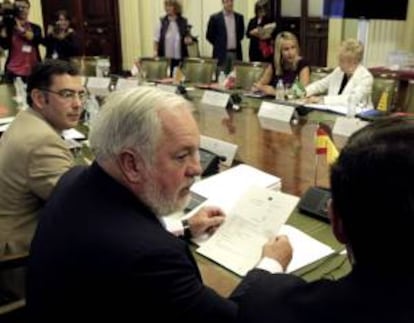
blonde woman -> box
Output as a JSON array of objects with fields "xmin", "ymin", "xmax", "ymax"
[
  {"xmin": 253, "ymin": 31, "xmax": 310, "ymax": 96},
  {"xmin": 305, "ymin": 39, "xmax": 373, "ymax": 107}
]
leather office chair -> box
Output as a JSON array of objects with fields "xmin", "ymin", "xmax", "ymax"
[
  {"xmin": 0, "ymin": 252, "xmax": 28, "ymax": 322},
  {"xmin": 139, "ymin": 57, "xmax": 170, "ymax": 81},
  {"xmin": 186, "ymin": 42, "xmax": 200, "ymax": 58},
  {"xmin": 403, "ymin": 80, "xmax": 414, "ymax": 113},
  {"xmin": 232, "ymin": 61, "xmax": 268, "ymax": 90},
  {"xmin": 70, "ymin": 56, "xmax": 103, "ymax": 77},
  {"xmin": 372, "ymin": 74, "xmax": 398, "ymax": 111},
  {"xmin": 181, "ymin": 58, "xmax": 217, "ymax": 84}
]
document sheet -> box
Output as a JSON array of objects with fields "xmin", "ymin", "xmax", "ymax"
[{"xmin": 196, "ymin": 186, "xmax": 299, "ymax": 276}]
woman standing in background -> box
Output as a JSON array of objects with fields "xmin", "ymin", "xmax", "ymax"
[
  {"xmin": 154, "ymin": 0, "xmax": 192, "ymax": 76},
  {"xmin": 246, "ymin": 0, "xmax": 276, "ymax": 62},
  {"xmin": 44, "ymin": 10, "xmax": 79, "ymax": 61}
]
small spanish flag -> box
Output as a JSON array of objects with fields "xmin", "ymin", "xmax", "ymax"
[
  {"xmin": 377, "ymin": 90, "xmax": 389, "ymax": 112},
  {"xmin": 315, "ymin": 125, "xmax": 339, "ymax": 165}
]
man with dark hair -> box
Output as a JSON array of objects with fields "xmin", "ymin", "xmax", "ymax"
[
  {"xmin": 237, "ymin": 117, "xmax": 414, "ymax": 323},
  {"xmin": 0, "ymin": 59, "xmax": 85, "ymax": 258},
  {"xmin": 0, "ymin": 0, "xmax": 43, "ymax": 83}
]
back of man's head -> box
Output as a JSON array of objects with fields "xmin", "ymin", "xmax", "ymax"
[
  {"xmin": 26, "ymin": 59, "xmax": 79, "ymax": 107},
  {"xmin": 330, "ymin": 117, "xmax": 414, "ymax": 270},
  {"xmin": 89, "ymin": 86, "xmax": 192, "ymax": 165}
]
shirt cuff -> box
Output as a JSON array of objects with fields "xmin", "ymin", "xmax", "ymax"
[
  {"xmin": 163, "ymin": 217, "xmax": 184, "ymax": 237},
  {"xmin": 255, "ymin": 257, "xmax": 284, "ymax": 274}
]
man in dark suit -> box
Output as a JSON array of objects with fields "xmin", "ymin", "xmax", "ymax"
[
  {"xmin": 206, "ymin": 0, "xmax": 245, "ymax": 74},
  {"xmin": 27, "ymin": 86, "xmax": 293, "ymax": 322},
  {"xmin": 237, "ymin": 117, "xmax": 414, "ymax": 323}
]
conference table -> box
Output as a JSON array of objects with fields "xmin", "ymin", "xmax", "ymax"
[
  {"xmin": 0, "ymin": 82, "xmax": 351, "ymax": 297},
  {"xmin": 185, "ymin": 89, "xmax": 350, "ymax": 296}
]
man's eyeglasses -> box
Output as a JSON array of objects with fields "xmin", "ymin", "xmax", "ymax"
[{"xmin": 40, "ymin": 88, "xmax": 89, "ymax": 104}]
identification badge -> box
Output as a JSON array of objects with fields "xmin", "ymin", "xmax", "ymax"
[{"xmin": 22, "ymin": 45, "xmax": 32, "ymax": 53}]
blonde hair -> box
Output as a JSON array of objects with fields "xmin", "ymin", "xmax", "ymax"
[
  {"xmin": 273, "ymin": 31, "xmax": 300, "ymax": 76},
  {"xmin": 164, "ymin": 0, "xmax": 182, "ymax": 15},
  {"xmin": 339, "ymin": 38, "xmax": 364, "ymax": 64}
]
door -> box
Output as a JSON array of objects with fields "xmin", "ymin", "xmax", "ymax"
[
  {"xmin": 41, "ymin": 0, "xmax": 121, "ymax": 73},
  {"xmin": 272, "ymin": 0, "xmax": 328, "ymax": 67}
]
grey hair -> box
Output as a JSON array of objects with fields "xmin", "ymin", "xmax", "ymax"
[
  {"xmin": 339, "ymin": 38, "xmax": 364, "ymax": 64},
  {"xmin": 89, "ymin": 86, "xmax": 193, "ymax": 164}
]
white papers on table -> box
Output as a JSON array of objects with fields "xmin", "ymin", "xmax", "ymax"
[
  {"xmin": 305, "ymin": 103, "xmax": 362, "ymax": 116},
  {"xmin": 196, "ymin": 187, "xmax": 299, "ymax": 276},
  {"xmin": 0, "ymin": 117, "xmax": 14, "ymax": 133},
  {"xmin": 190, "ymin": 164, "xmax": 281, "ymax": 213},
  {"xmin": 116, "ymin": 78, "xmax": 139, "ymax": 90},
  {"xmin": 86, "ymin": 77, "xmax": 111, "ymax": 96},
  {"xmin": 0, "ymin": 116, "xmax": 14, "ymax": 125},
  {"xmin": 279, "ymin": 224, "xmax": 335, "ymax": 273},
  {"xmin": 62, "ymin": 128, "xmax": 86, "ymax": 140}
]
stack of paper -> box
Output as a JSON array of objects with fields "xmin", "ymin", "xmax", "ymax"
[
  {"xmin": 279, "ymin": 224, "xmax": 335, "ymax": 273},
  {"xmin": 190, "ymin": 164, "xmax": 281, "ymax": 212}
]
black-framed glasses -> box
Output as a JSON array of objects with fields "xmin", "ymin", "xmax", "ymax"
[{"xmin": 40, "ymin": 88, "xmax": 88, "ymax": 104}]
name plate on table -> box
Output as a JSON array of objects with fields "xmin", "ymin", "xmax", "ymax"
[
  {"xmin": 200, "ymin": 135, "xmax": 238, "ymax": 167},
  {"xmin": 201, "ymin": 90, "xmax": 230, "ymax": 108},
  {"xmin": 116, "ymin": 78, "xmax": 138, "ymax": 90},
  {"xmin": 258, "ymin": 117, "xmax": 293, "ymax": 135},
  {"xmin": 156, "ymin": 84, "xmax": 177, "ymax": 93},
  {"xmin": 333, "ymin": 116, "xmax": 369, "ymax": 138},
  {"xmin": 257, "ymin": 101, "xmax": 295, "ymax": 122},
  {"xmin": 87, "ymin": 77, "xmax": 111, "ymax": 96}
]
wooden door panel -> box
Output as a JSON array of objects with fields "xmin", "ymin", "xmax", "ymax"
[{"xmin": 41, "ymin": 0, "xmax": 121, "ymax": 73}]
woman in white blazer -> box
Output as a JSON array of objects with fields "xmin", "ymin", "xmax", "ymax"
[{"xmin": 305, "ymin": 39, "xmax": 373, "ymax": 108}]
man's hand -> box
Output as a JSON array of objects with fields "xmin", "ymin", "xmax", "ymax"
[
  {"xmin": 187, "ymin": 206, "xmax": 225, "ymax": 238},
  {"xmin": 262, "ymin": 235, "xmax": 293, "ymax": 271}
]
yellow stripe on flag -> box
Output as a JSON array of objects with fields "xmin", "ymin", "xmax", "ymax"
[
  {"xmin": 326, "ymin": 136, "xmax": 339, "ymax": 165},
  {"xmin": 377, "ymin": 90, "xmax": 388, "ymax": 112}
]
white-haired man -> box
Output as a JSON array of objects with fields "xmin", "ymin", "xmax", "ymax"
[{"xmin": 27, "ymin": 87, "xmax": 292, "ymax": 322}]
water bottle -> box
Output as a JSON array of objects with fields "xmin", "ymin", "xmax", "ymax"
[
  {"xmin": 14, "ymin": 77, "xmax": 27, "ymax": 108},
  {"xmin": 218, "ymin": 71, "xmax": 226, "ymax": 89},
  {"xmin": 275, "ymin": 79, "xmax": 285, "ymax": 100},
  {"xmin": 96, "ymin": 58, "xmax": 110, "ymax": 77},
  {"xmin": 85, "ymin": 95, "xmax": 100, "ymax": 126}
]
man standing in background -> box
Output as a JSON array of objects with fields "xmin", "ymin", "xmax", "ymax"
[{"xmin": 206, "ymin": 0, "xmax": 244, "ymax": 74}]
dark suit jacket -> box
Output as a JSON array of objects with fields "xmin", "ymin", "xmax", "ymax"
[
  {"xmin": 237, "ymin": 267, "xmax": 414, "ymax": 323},
  {"xmin": 206, "ymin": 11, "xmax": 244, "ymax": 65},
  {"xmin": 27, "ymin": 162, "xmax": 264, "ymax": 323}
]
